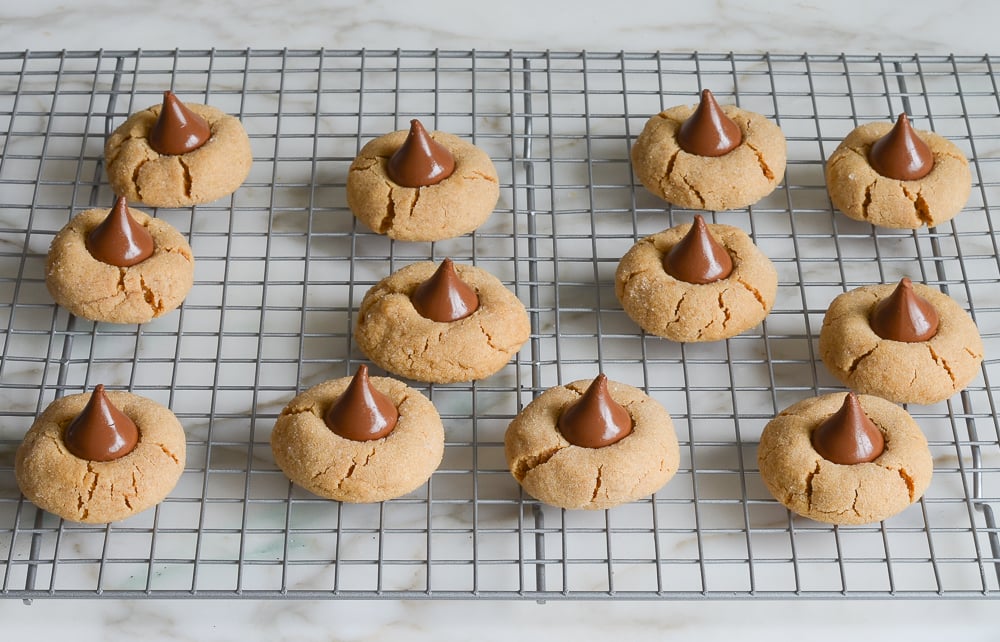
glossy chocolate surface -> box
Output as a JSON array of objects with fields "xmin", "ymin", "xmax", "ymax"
[
  {"xmin": 63, "ymin": 384, "xmax": 140, "ymax": 462},
  {"xmin": 323, "ymin": 365, "xmax": 398, "ymax": 441},
  {"xmin": 662, "ymin": 214, "xmax": 734, "ymax": 284},
  {"xmin": 870, "ymin": 277, "xmax": 939, "ymax": 342},
  {"xmin": 557, "ymin": 374, "xmax": 634, "ymax": 448},
  {"xmin": 386, "ymin": 119, "xmax": 456, "ymax": 187},
  {"xmin": 677, "ymin": 89, "xmax": 742, "ymax": 157},
  {"xmin": 811, "ymin": 392, "xmax": 885, "ymax": 465},
  {"xmin": 148, "ymin": 90, "xmax": 211, "ymax": 155},
  {"xmin": 868, "ymin": 113, "xmax": 934, "ymax": 181},
  {"xmin": 85, "ymin": 196, "xmax": 155, "ymax": 267},
  {"xmin": 411, "ymin": 258, "xmax": 479, "ymax": 322}
]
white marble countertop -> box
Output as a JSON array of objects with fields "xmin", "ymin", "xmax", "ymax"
[{"xmin": 1, "ymin": 0, "xmax": 998, "ymax": 639}]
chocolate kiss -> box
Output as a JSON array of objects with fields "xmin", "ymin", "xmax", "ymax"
[
  {"xmin": 868, "ymin": 113, "xmax": 934, "ymax": 181},
  {"xmin": 869, "ymin": 277, "xmax": 939, "ymax": 342},
  {"xmin": 85, "ymin": 196, "xmax": 155, "ymax": 267},
  {"xmin": 811, "ymin": 392, "xmax": 885, "ymax": 465},
  {"xmin": 677, "ymin": 89, "xmax": 742, "ymax": 157},
  {"xmin": 411, "ymin": 258, "xmax": 480, "ymax": 322},
  {"xmin": 386, "ymin": 119, "xmax": 456, "ymax": 187},
  {"xmin": 63, "ymin": 384, "xmax": 140, "ymax": 462},
  {"xmin": 558, "ymin": 374, "xmax": 634, "ymax": 448},
  {"xmin": 148, "ymin": 90, "xmax": 211, "ymax": 155},
  {"xmin": 323, "ymin": 365, "xmax": 399, "ymax": 441},
  {"xmin": 662, "ymin": 214, "xmax": 734, "ymax": 284}
]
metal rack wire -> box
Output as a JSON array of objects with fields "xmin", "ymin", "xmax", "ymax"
[{"xmin": 0, "ymin": 50, "xmax": 997, "ymax": 600}]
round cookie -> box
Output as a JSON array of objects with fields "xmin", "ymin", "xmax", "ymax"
[
  {"xmin": 825, "ymin": 121, "xmax": 971, "ymax": 229},
  {"xmin": 631, "ymin": 102, "xmax": 786, "ymax": 210},
  {"xmin": 46, "ymin": 205, "xmax": 195, "ymax": 324},
  {"xmin": 270, "ymin": 374, "xmax": 444, "ymax": 503},
  {"xmin": 615, "ymin": 221, "xmax": 777, "ymax": 342},
  {"xmin": 757, "ymin": 392, "xmax": 933, "ymax": 525},
  {"xmin": 105, "ymin": 101, "xmax": 252, "ymax": 207},
  {"xmin": 504, "ymin": 377, "xmax": 680, "ymax": 510},
  {"xmin": 15, "ymin": 389, "xmax": 186, "ymax": 523},
  {"xmin": 355, "ymin": 262, "xmax": 530, "ymax": 383},
  {"xmin": 818, "ymin": 282, "xmax": 983, "ymax": 405},
  {"xmin": 346, "ymin": 129, "xmax": 500, "ymax": 241}
]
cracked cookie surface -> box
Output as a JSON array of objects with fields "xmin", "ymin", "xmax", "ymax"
[
  {"xmin": 355, "ymin": 262, "xmax": 530, "ymax": 383},
  {"xmin": 504, "ymin": 378, "xmax": 680, "ymax": 510},
  {"xmin": 346, "ymin": 129, "xmax": 500, "ymax": 241},
  {"xmin": 105, "ymin": 102, "xmax": 252, "ymax": 207},
  {"xmin": 615, "ymin": 221, "xmax": 777, "ymax": 342},
  {"xmin": 818, "ymin": 282, "xmax": 983, "ymax": 405},
  {"xmin": 15, "ymin": 390, "xmax": 186, "ymax": 524},
  {"xmin": 631, "ymin": 103, "xmax": 786, "ymax": 211},
  {"xmin": 757, "ymin": 392, "xmax": 932, "ymax": 525},
  {"xmin": 46, "ymin": 206, "xmax": 195, "ymax": 324},
  {"xmin": 825, "ymin": 121, "xmax": 970, "ymax": 229},
  {"xmin": 270, "ymin": 374, "xmax": 444, "ymax": 503}
]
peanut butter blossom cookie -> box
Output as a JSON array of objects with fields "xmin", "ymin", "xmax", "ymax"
[
  {"xmin": 825, "ymin": 113, "xmax": 971, "ymax": 229},
  {"xmin": 615, "ymin": 215, "xmax": 777, "ymax": 342},
  {"xmin": 105, "ymin": 91, "xmax": 252, "ymax": 207},
  {"xmin": 46, "ymin": 196, "xmax": 195, "ymax": 324},
  {"xmin": 818, "ymin": 277, "xmax": 983, "ymax": 405},
  {"xmin": 15, "ymin": 385, "xmax": 187, "ymax": 523},
  {"xmin": 270, "ymin": 365, "xmax": 445, "ymax": 503},
  {"xmin": 758, "ymin": 392, "xmax": 932, "ymax": 525},
  {"xmin": 355, "ymin": 259, "xmax": 530, "ymax": 383},
  {"xmin": 504, "ymin": 375, "xmax": 680, "ymax": 510},
  {"xmin": 346, "ymin": 119, "xmax": 500, "ymax": 241},
  {"xmin": 631, "ymin": 89, "xmax": 787, "ymax": 210}
]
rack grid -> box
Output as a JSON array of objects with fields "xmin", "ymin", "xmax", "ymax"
[{"xmin": 0, "ymin": 50, "xmax": 997, "ymax": 600}]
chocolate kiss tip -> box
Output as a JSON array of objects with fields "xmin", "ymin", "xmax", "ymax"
[
  {"xmin": 677, "ymin": 88, "xmax": 742, "ymax": 157},
  {"xmin": 662, "ymin": 214, "xmax": 734, "ymax": 284},
  {"xmin": 63, "ymin": 384, "xmax": 140, "ymax": 462},
  {"xmin": 557, "ymin": 374, "xmax": 633, "ymax": 449},
  {"xmin": 869, "ymin": 276, "xmax": 939, "ymax": 343},
  {"xmin": 810, "ymin": 392, "xmax": 885, "ymax": 465},
  {"xmin": 386, "ymin": 118, "xmax": 456, "ymax": 187},
  {"xmin": 868, "ymin": 112, "xmax": 934, "ymax": 181},
  {"xmin": 148, "ymin": 90, "xmax": 211, "ymax": 156},
  {"xmin": 85, "ymin": 196, "xmax": 155, "ymax": 267},
  {"xmin": 411, "ymin": 258, "xmax": 480, "ymax": 322},
  {"xmin": 323, "ymin": 364, "xmax": 398, "ymax": 441}
]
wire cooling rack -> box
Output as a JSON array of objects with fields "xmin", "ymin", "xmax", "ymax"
[{"xmin": 0, "ymin": 50, "xmax": 997, "ymax": 601}]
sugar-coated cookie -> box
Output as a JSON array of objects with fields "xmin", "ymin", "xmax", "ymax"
[
  {"xmin": 505, "ymin": 377, "xmax": 680, "ymax": 510},
  {"xmin": 825, "ymin": 116, "xmax": 971, "ymax": 229},
  {"xmin": 615, "ymin": 218, "xmax": 777, "ymax": 342},
  {"xmin": 46, "ymin": 203, "xmax": 194, "ymax": 324},
  {"xmin": 355, "ymin": 260, "xmax": 530, "ymax": 383},
  {"xmin": 346, "ymin": 120, "xmax": 499, "ymax": 241},
  {"xmin": 270, "ymin": 372, "xmax": 444, "ymax": 503},
  {"xmin": 15, "ymin": 388, "xmax": 186, "ymax": 523},
  {"xmin": 758, "ymin": 392, "xmax": 932, "ymax": 525},
  {"xmin": 105, "ymin": 92, "xmax": 252, "ymax": 207},
  {"xmin": 631, "ymin": 90, "xmax": 786, "ymax": 211},
  {"xmin": 818, "ymin": 280, "xmax": 983, "ymax": 405}
]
